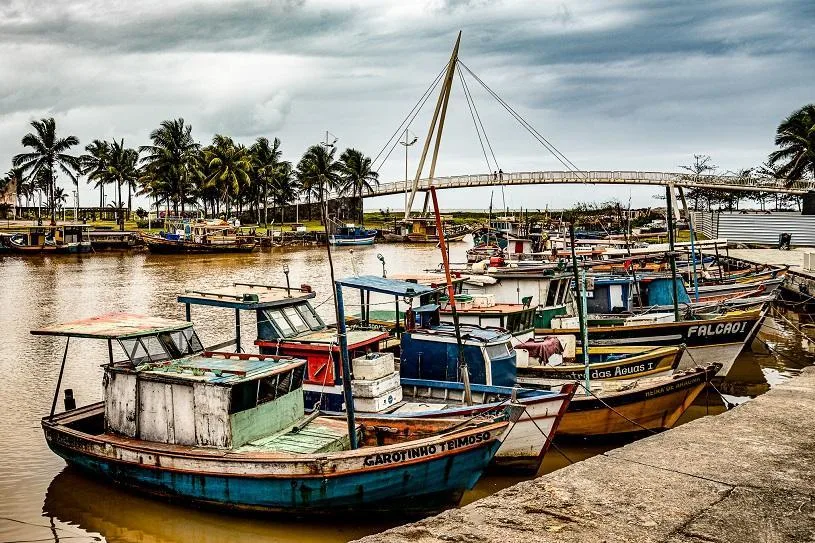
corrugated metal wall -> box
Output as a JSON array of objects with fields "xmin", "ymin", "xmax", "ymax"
[{"xmin": 691, "ymin": 212, "xmax": 815, "ymax": 246}]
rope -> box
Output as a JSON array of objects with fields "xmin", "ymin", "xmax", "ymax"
[
  {"xmin": 683, "ymin": 347, "xmax": 734, "ymax": 409},
  {"xmin": 372, "ymin": 65, "xmax": 447, "ymax": 172},
  {"xmin": 458, "ymin": 60, "xmax": 586, "ymax": 179},
  {"xmin": 457, "ymin": 69, "xmax": 493, "ymax": 173},
  {"xmin": 575, "ymin": 381, "xmax": 658, "ymax": 434},
  {"xmin": 521, "ymin": 406, "xmax": 576, "ymax": 465},
  {"xmin": 459, "ymin": 68, "xmax": 499, "ymax": 170}
]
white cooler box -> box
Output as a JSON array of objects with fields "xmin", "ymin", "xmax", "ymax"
[
  {"xmin": 352, "ymin": 352, "xmax": 395, "ymax": 381},
  {"xmin": 351, "ymin": 372, "xmax": 401, "ymax": 398},
  {"xmin": 353, "ymin": 387, "xmax": 403, "ymax": 412}
]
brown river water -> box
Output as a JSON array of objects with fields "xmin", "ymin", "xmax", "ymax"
[{"xmin": 0, "ymin": 241, "xmax": 812, "ymax": 543}]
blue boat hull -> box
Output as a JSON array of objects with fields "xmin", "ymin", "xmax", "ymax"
[
  {"xmin": 49, "ymin": 439, "xmax": 498, "ymax": 515},
  {"xmin": 328, "ymin": 235, "xmax": 377, "ymax": 246}
]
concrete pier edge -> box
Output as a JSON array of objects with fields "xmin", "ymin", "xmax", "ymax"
[{"xmin": 354, "ymin": 367, "xmax": 815, "ymax": 543}]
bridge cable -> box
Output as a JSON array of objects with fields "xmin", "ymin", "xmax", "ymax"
[
  {"xmin": 459, "ymin": 59, "xmax": 582, "ymax": 175},
  {"xmin": 457, "ymin": 69, "xmax": 493, "ymax": 173},
  {"xmin": 459, "ymin": 68, "xmax": 507, "ymax": 210},
  {"xmin": 458, "ymin": 60, "xmax": 586, "ymax": 179},
  {"xmin": 371, "ymin": 65, "xmax": 447, "ymax": 172}
]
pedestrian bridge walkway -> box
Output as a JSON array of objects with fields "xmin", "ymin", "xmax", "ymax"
[{"xmin": 362, "ymin": 170, "xmax": 815, "ymax": 198}]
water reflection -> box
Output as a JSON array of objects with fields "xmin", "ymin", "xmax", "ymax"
[{"xmin": 44, "ymin": 468, "xmax": 394, "ymax": 543}]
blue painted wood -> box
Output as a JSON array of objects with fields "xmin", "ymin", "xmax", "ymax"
[
  {"xmin": 334, "ymin": 275, "xmax": 435, "ymax": 297},
  {"xmin": 50, "ymin": 440, "xmax": 498, "ymax": 514}
]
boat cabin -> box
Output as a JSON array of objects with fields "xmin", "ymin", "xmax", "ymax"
[
  {"xmin": 31, "ymin": 313, "xmax": 350, "ymax": 453},
  {"xmin": 585, "ymin": 276, "xmax": 635, "ymax": 314}
]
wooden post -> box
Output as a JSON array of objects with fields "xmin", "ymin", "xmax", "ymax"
[
  {"xmin": 185, "ymin": 303, "xmax": 191, "ymax": 322},
  {"xmin": 666, "ymin": 185, "xmax": 681, "ymax": 321},
  {"xmin": 334, "ymin": 283, "xmax": 358, "ymax": 449},
  {"xmin": 235, "ymin": 309, "xmax": 242, "ymax": 353},
  {"xmin": 569, "ymin": 224, "xmax": 590, "ymax": 396}
]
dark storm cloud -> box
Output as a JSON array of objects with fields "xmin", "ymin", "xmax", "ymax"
[{"xmin": 0, "ymin": 0, "xmax": 813, "ymax": 208}]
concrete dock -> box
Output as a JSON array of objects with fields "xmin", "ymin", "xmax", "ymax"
[
  {"xmin": 724, "ymin": 248, "xmax": 815, "ymax": 302},
  {"xmin": 355, "ymin": 368, "xmax": 815, "ymax": 543}
]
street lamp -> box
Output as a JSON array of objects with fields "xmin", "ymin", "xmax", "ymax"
[
  {"xmin": 398, "ymin": 128, "xmax": 418, "ymax": 214},
  {"xmin": 377, "ymin": 253, "xmax": 386, "ymax": 278}
]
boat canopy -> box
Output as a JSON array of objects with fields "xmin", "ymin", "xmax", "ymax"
[
  {"xmin": 335, "ymin": 275, "xmax": 436, "ymax": 297},
  {"xmin": 178, "ymin": 283, "xmax": 316, "ymax": 310},
  {"xmin": 31, "ymin": 313, "xmax": 193, "ymax": 339}
]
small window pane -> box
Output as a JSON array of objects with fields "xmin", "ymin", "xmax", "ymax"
[
  {"xmin": 269, "ymin": 309, "xmax": 294, "ymax": 336},
  {"xmin": 145, "ymin": 335, "xmax": 172, "ymax": 361},
  {"xmin": 296, "ymin": 304, "xmax": 322, "ymax": 330},
  {"xmin": 485, "ymin": 343, "xmax": 510, "ymax": 361},
  {"xmin": 283, "ymin": 306, "xmax": 308, "ymax": 333}
]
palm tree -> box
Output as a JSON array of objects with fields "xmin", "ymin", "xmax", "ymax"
[
  {"xmin": 54, "ymin": 186, "xmax": 69, "ymax": 218},
  {"xmin": 250, "ymin": 137, "xmax": 283, "ymax": 226},
  {"xmin": 768, "ymin": 104, "xmax": 815, "ymax": 183},
  {"xmin": 80, "ymin": 140, "xmax": 111, "ymax": 211},
  {"xmin": 339, "ymin": 148, "xmax": 379, "ymax": 224},
  {"xmin": 12, "ymin": 117, "xmax": 80, "ymax": 224},
  {"xmin": 107, "ymin": 140, "xmax": 140, "ymax": 231},
  {"xmin": 140, "ymin": 118, "xmax": 200, "ymax": 216},
  {"xmin": 271, "ymin": 162, "xmax": 300, "ymax": 223},
  {"xmin": 206, "ymin": 135, "xmax": 252, "ymax": 217},
  {"xmin": 296, "ymin": 145, "xmax": 342, "ymax": 224}
]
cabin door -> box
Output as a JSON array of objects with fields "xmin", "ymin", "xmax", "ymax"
[{"xmin": 514, "ymin": 241, "xmax": 524, "ymax": 254}]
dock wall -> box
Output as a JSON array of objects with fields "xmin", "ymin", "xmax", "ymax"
[{"xmin": 354, "ymin": 367, "xmax": 815, "ymax": 543}]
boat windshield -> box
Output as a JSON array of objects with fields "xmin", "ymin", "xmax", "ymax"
[
  {"xmin": 118, "ymin": 328, "xmax": 203, "ymax": 365},
  {"xmin": 262, "ymin": 303, "xmax": 324, "ymax": 338}
]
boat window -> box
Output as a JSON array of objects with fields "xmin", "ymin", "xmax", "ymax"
[
  {"xmin": 268, "ymin": 309, "xmax": 295, "ymax": 336},
  {"xmin": 296, "ymin": 303, "xmax": 322, "ymax": 330},
  {"xmin": 485, "ymin": 342, "xmax": 511, "ymax": 361},
  {"xmin": 283, "ymin": 306, "xmax": 309, "ymax": 334},
  {"xmin": 545, "ymin": 280, "xmax": 558, "ymax": 307},
  {"xmin": 162, "ymin": 328, "xmax": 204, "ymax": 357},
  {"xmin": 142, "ymin": 335, "xmax": 172, "ymax": 361}
]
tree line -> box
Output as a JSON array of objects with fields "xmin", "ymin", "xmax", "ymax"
[
  {"xmin": 676, "ymin": 104, "xmax": 815, "ymax": 212},
  {"xmin": 1, "ymin": 117, "xmax": 379, "ymax": 229}
]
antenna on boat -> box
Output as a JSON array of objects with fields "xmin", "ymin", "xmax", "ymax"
[
  {"xmin": 430, "ymin": 186, "xmax": 472, "ymax": 405},
  {"xmin": 569, "ymin": 223, "xmax": 591, "ymax": 396},
  {"xmin": 322, "ymin": 202, "xmax": 358, "ymax": 449},
  {"xmin": 404, "ymin": 31, "xmax": 462, "ymax": 220}
]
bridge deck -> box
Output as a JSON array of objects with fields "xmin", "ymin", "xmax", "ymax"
[{"xmin": 359, "ymin": 170, "xmax": 815, "ymax": 198}]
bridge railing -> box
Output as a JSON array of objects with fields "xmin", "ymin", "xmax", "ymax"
[{"xmin": 362, "ymin": 170, "xmax": 815, "ymax": 197}]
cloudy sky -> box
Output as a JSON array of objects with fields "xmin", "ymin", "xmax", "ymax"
[{"xmin": 1, "ymin": 0, "xmax": 813, "ymax": 210}]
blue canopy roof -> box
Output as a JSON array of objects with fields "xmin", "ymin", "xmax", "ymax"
[{"xmin": 335, "ymin": 275, "xmax": 436, "ymax": 297}]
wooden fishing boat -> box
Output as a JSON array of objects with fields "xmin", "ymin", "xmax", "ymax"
[
  {"xmin": 537, "ymin": 306, "xmax": 767, "ymax": 377},
  {"xmin": 34, "ymin": 313, "xmax": 518, "ymax": 515},
  {"xmin": 328, "ymin": 224, "xmax": 377, "ymax": 246},
  {"xmin": 142, "ymin": 219, "xmax": 257, "ymax": 253},
  {"xmin": 520, "ymin": 364, "xmax": 721, "ymax": 437},
  {"xmin": 382, "ymin": 217, "xmax": 468, "ymax": 243},
  {"xmin": 515, "ymin": 343, "xmax": 683, "ymax": 380},
  {"xmin": 3, "ymin": 224, "xmax": 92, "ymax": 254}
]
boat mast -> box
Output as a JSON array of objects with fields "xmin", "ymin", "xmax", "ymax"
[
  {"xmin": 322, "ymin": 202, "xmax": 358, "ymax": 449},
  {"xmin": 569, "ymin": 223, "xmax": 590, "ymax": 396},
  {"xmin": 665, "ymin": 185, "xmax": 681, "ymax": 321},
  {"xmin": 430, "ymin": 186, "xmax": 472, "ymax": 405},
  {"xmin": 404, "ymin": 32, "xmax": 462, "ymax": 220}
]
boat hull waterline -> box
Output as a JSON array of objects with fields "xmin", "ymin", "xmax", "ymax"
[{"xmin": 43, "ymin": 405, "xmax": 511, "ymax": 515}]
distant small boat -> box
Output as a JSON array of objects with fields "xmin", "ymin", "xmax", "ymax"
[
  {"xmin": 328, "ymin": 224, "xmax": 377, "ymax": 246},
  {"xmin": 2, "ymin": 224, "xmax": 92, "ymax": 254}
]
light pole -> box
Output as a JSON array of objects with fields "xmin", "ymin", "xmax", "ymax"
[
  {"xmin": 320, "ymin": 131, "xmax": 338, "ymax": 219},
  {"xmin": 72, "ymin": 190, "xmax": 78, "ymax": 222},
  {"xmin": 398, "ymin": 128, "xmax": 418, "ymax": 214}
]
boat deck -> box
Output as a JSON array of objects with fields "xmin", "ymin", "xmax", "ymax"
[{"xmin": 237, "ymin": 417, "xmax": 355, "ymax": 454}]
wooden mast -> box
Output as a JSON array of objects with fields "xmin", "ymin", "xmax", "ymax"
[{"xmin": 404, "ymin": 31, "xmax": 462, "ymax": 220}]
